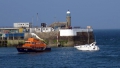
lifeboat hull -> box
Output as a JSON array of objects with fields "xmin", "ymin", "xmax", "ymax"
[{"xmin": 16, "ymin": 47, "xmax": 51, "ymax": 53}]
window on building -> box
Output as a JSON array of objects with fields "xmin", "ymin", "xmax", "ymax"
[{"xmin": 42, "ymin": 28, "xmax": 45, "ymax": 30}]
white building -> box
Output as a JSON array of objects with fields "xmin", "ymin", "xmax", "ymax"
[
  {"xmin": 14, "ymin": 22, "xmax": 32, "ymax": 28},
  {"xmin": 59, "ymin": 28, "xmax": 93, "ymax": 36},
  {"xmin": 29, "ymin": 27, "xmax": 54, "ymax": 33}
]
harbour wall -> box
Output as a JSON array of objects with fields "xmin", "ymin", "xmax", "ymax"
[
  {"xmin": 0, "ymin": 29, "xmax": 95, "ymax": 47},
  {"xmin": 25, "ymin": 30, "xmax": 94, "ymax": 47}
]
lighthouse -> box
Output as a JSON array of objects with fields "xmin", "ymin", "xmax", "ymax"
[{"xmin": 66, "ymin": 10, "xmax": 71, "ymax": 28}]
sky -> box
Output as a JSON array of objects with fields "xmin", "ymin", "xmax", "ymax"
[{"xmin": 0, "ymin": 0, "xmax": 120, "ymax": 29}]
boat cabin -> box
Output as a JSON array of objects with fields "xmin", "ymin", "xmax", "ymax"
[{"xmin": 22, "ymin": 38, "xmax": 46, "ymax": 48}]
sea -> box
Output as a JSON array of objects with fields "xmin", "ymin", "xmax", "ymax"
[{"xmin": 0, "ymin": 29, "xmax": 120, "ymax": 68}]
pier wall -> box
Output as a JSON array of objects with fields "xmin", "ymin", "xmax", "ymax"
[
  {"xmin": 24, "ymin": 30, "xmax": 94, "ymax": 47},
  {"xmin": 0, "ymin": 29, "xmax": 94, "ymax": 47}
]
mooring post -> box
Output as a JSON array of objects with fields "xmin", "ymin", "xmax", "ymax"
[
  {"xmin": 56, "ymin": 30, "xmax": 59, "ymax": 47},
  {"xmin": 57, "ymin": 34, "xmax": 58, "ymax": 46}
]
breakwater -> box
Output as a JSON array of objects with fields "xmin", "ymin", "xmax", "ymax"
[
  {"xmin": 24, "ymin": 31, "xmax": 94, "ymax": 47},
  {"xmin": 0, "ymin": 30, "xmax": 94, "ymax": 47}
]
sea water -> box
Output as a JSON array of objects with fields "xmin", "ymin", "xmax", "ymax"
[{"xmin": 0, "ymin": 29, "xmax": 120, "ymax": 68}]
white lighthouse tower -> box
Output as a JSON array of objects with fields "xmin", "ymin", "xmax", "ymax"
[{"xmin": 66, "ymin": 10, "xmax": 71, "ymax": 28}]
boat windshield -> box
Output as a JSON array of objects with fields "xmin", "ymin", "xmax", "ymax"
[
  {"xmin": 25, "ymin": 41, "xmax": 37, "ymax": 44},
  {"xmin": 32, "ymin": 42, "xmax": 36, "ymax": 44}
]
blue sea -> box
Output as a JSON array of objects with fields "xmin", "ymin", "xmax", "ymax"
[{"xmin": 0, "ymin": 29, "xmax": 120, "ymax": 68}]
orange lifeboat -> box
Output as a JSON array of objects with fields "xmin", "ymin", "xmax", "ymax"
[{"xmin": 16, "ymin": 37, "xmax": 51, "ymax": 53}]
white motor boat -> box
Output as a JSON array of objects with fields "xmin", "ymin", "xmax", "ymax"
[
  {"xmin": 74, "ymin": 28, "xmax": 100, "ymax": 51},
  {"xmin": 74, "ymin": 42, "xmax": 99, "ymax": 51}
]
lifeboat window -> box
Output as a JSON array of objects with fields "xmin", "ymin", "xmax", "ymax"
[
  {"xmin": 32, "ymin": 42, "xmax": 36, "ymax": 44},
  {"xmin": 32, "ymin": 42, "xmax": 34, "ymax": 44},
  {"xmin": 36, "ymin": 42, "xmax": 41, "ymax": 44}
]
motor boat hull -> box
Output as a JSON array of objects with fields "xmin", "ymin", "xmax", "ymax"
[
  {"xmin": 74, "ymin": 45, "xmax": 99, "ymax": 51},
  {"xmin": 74, "ymin": 42, "xmax": 99, "ymax": 51}
]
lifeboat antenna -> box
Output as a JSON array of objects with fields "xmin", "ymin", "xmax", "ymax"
[{"xmin": 37, "ymin": 13, "xmax": 39, "ymax": 27}]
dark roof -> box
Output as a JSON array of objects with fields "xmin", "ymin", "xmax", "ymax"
[{"xmin": 49, "ymin": 22, "xmax": 67, "ymax": 27}]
